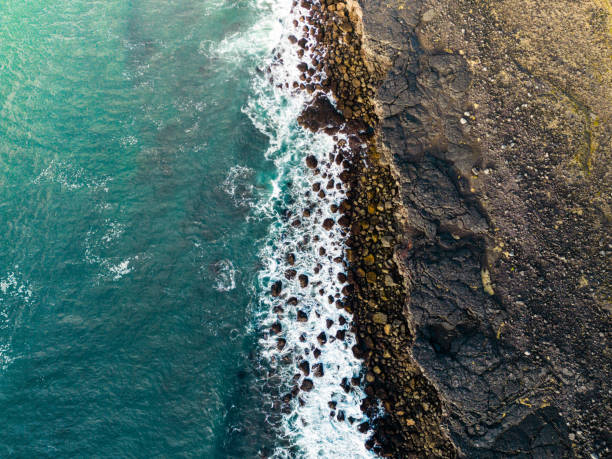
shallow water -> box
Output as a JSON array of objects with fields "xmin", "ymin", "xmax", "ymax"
[{"xmin": 0, "ymin": 0, "xmax": 373, "ymax": 456}]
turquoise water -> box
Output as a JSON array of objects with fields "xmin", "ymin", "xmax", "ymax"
[
  {"xmin": 0, "ymin": 1, "xmax": 275, "ymax": 456},
  {"xmin": 0, "ymin": 0, "xmax": 374, "ymax": 456}
]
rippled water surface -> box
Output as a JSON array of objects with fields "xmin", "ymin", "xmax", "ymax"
[{"xmin": 0, "ymin": 0, "xmax": 372, "ymax": 456}]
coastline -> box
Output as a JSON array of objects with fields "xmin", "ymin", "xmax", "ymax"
[
  {"xmin": 290, "ymin": 0, "xmax": 456, "ymax": 456},
  {"xmin": 288, "ymin": 0, "xmax": 610, "ymax": 457}
]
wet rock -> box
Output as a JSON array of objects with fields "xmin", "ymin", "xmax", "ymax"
[
  {"xmin": 298, "ymin": 96, "xmax": 345, "ymax": 132},
  {"xmin": 323, "ymin": 218, "xmax": 335, "ymax": 230},
  {"xmin": 338, "ymin": 215, "xmax": 351, "ymax": 227},
  {"xmin": 317, "ymin": 331, "xmax": 327, "ymax": 345},
  {"xmin": 270, "ymin": 280, "xmax": 282, "ymax": 297},
  {"xmin": 298, "ymin": 360, "xmax": 310, "ymax": 376},
  {"xmin": 270, "ymin": 322, "xmax": 282, "ymax": 334},
  {"xmin": 276, "ymin": 338, "xmax": 286, "ymax": 351},
  {"xmin": 313, "ymin": 363, "xmax": 324, "ymax": 377},
  {"xmin": 286, "ymin": 253, "xmax": 296, "ymax": 265},
  {"xmin": 301, "ymin": 378, "xmax": 314, "ymax": 392},
  {"xmin": 284, "ymin": 269, "xmax": 297, "ymax": 280},
  {"xmin": 297, "ymin": 310, "xmax": 308, "ymax": 322},
  {"xmin": 298, "ymin": 274, "xmax": 309, "ymax": 287},
  {"xmin": 306, "ymin": 155, "xmax": 318, "ymax": 169}
]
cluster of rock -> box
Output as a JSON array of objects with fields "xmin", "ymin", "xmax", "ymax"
[{"xmin": 284, "ymin": 0, "xmax": 458, "ymax": 456}]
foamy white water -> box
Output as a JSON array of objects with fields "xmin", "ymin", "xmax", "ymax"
[{"xmin": 227, "ymin": 0, "xmax": 376, "ymax": 456}]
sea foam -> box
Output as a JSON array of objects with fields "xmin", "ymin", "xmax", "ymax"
[{"xmin": 234, "ymin": 0, "xmax": 375, "ymax": 456}]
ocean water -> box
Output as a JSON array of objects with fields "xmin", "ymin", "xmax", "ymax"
[{"xmin": 0, "ymin": 0, "xmax": 373, "ymax": 457}]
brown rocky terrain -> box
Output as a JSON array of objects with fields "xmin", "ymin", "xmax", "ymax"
[
  {"xmin": 283, "ymin": 0, "xmax": 610, "ymax": 456},
  {"xmin": 356, "ymin": 0, "xmax": 612, "ymax": 456}
]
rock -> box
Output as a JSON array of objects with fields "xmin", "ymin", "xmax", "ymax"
[
  {"xmin": 270, "ymin": 322, "xmax": 282, "ymax": 334},
  {"xmin": 313, "ymin": 363, "xmax": 324, "ymax": 377},
  {"xmin": 481, "ymin": 268, "xmax": 495, "ymax": 295},
  {"xmin": 384, "ymin": 274, "xmax": 395, "ymax": 286},
  {"xmin": 286, "ymin": 253, "xmax": 296, "ymax": 265},
  {"xmin": 372, "ymin": 312, "xmax": 388, "ymax": 324},
  {"xmin": 317, "ymin": 331, "xmax": 327, "ymax": 345},
  {"xmin": 285, "ymin": 269, "xmax": 297, "ymax": 280},
  {"xmin": 299, "ymin": 274, "xmax": 309, "ymax": 288},
  {"xmin": 297, "ymin": 310, "xmax": 308, "ymax": 322},
  {"xmin": 276, "ymin": 338, "xmax": 286, "ymax": 350},
  {"xmin": 306, "ymin": 155, "xmax": 318, "ymax": 169},
  {"xmin": 271, "ymin": 280, "xmax": 283, "ymax": 297},
  {"xmin": 358, "ymin": 422, "xmax": 370, "ymax": 433},
  {"xmin": 338, "ymin": 215, "xmax": 351, "ymax": 227},
  {"xmin": 298, "ymin": 360, "xmax": 310, "ymax": 376},
  {"xmin": 301, "ymin": 378, "xmax": 314, "ymax": 392},
  {"xmin": 323, "ymin": 218, "xmax": 335, "ymax": 230},
  {"xmin": 421, "ymin": 8, "xmax": 435, "ymax": 23}
]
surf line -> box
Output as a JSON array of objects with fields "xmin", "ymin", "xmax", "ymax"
[{"xmin": 248, "ymin": 0, "xmax": 381, "ymax": 457}]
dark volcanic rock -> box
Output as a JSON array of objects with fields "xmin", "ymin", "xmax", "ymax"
[
  {"xmin": 298, "ymin": 274, "xmax": 309, "ymax": 288},
  {"xmin": 270, "ymin": 280, "xmax": 282, "ymax": 297},
  {"xmin": 305, "ymin": 155, "xmax": 318, "ymax": 169},
  {"xmin": 298, "ymin": 96, "xmax": 345, "ymax": 132},
  {"xmin": 322, "ymin": 218, "xmax": 334, "ymax": 230},
  {"xmin": 359, "ymin": 0, "xmax": 611, "ymax": 456}
]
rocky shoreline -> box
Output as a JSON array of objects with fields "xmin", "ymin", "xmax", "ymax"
[
  {"xmin": 281, "ymin": 0, "xmax": 610, "ymax": 456},
  {"xmin": 289, "ymin": 0, "xmax": 457, "ymax": 456}
]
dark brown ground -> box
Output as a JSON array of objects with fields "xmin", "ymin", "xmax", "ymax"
[{"xmin": 357, "ymin": 0, "xmax": 612, "ymax": 457}]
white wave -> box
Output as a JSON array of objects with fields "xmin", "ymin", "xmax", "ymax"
[
  {"xmin": 208, "ymin": 0, "xmax": 289, "ymax": 65},
  {"xmin": 212, "ymin": 259, "xmax": 237, "ymax": 292},
  {"xmin": 221, "ymin": 165, "xmax": 256, "ymax": 208},
  {"xmin": 108, "ymin": 259, "xmax": 132, "ymax": 280},
  {"xmin": 0, "ymin": 269, "xmax": 34, "ymax": 370},
  {"xmin": 84, "ymin": 221, "xmax": 136, "ymax": 282},
  {"xmin": 238, "ymin": 0, "xmax": 376, "ymax": 456},
  {"xmin": 32, "ymin": 158, "xmax": 111, "ymax": 192}
]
